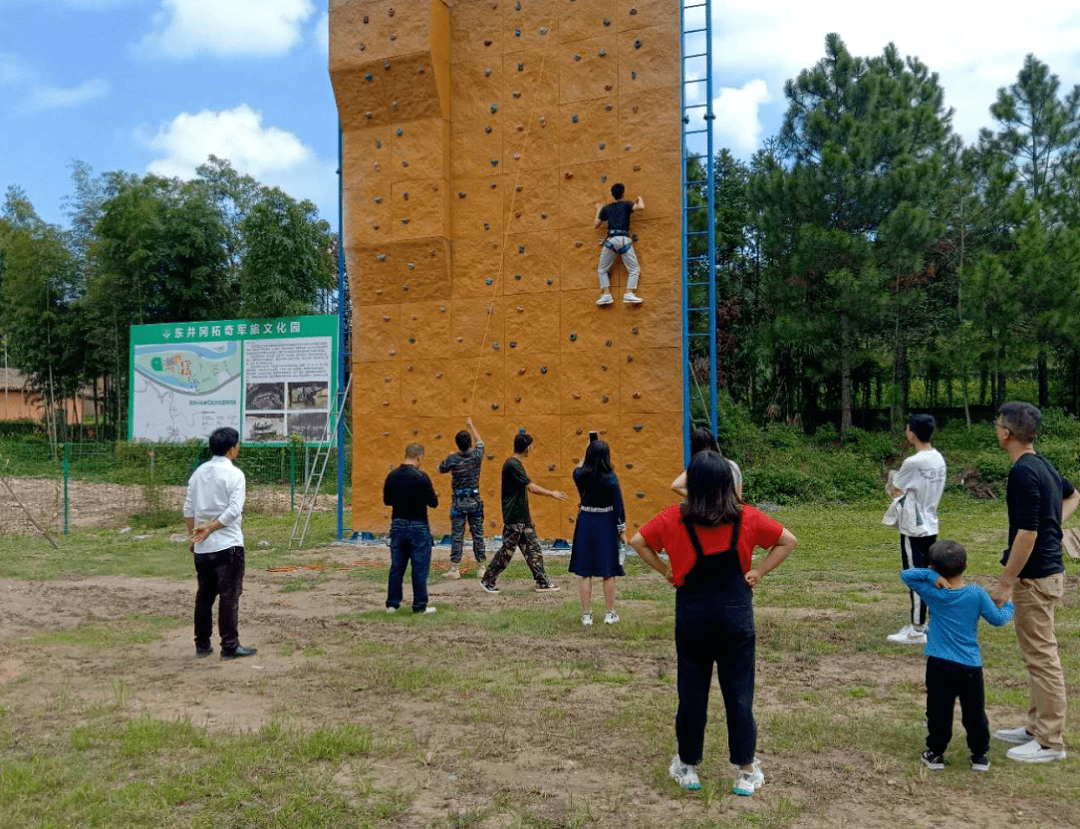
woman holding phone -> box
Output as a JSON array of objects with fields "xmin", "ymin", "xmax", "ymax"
[{"xmin": 569, "ymin": 438, "xmax": 626, "ymax": 625}]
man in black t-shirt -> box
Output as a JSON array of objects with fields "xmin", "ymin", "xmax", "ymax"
[
  {"xmin": 438, "ymin": 417, "xmax": 487, "ymax": 580},
  {"xmin": 382, "ymin": 443, "xmax": 439, "ymax": 614},
  {"xmin": 594, "ymin": 182, "xmax": 645, "ymax": 306},
  {"xmin": 991, "ymin": 402, "xmax": 1079, "ymax": 763},
  {"xmin": 479, "ymin": 432, "xmax": 567, "ymax": 594}
]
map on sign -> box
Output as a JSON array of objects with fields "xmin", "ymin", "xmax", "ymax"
[{"xmin": 131, "ymin": 342, "xmax": 242, "ymax": 441}]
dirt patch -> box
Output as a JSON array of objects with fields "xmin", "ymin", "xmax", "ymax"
[{"xmin": 0, "ymin": 549, "xmax": 1074, "ymax": 828}]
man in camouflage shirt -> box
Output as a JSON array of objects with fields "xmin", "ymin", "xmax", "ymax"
[{"xmin": 438, "ymin": 418, "xmax": 487, "ymax": 579}]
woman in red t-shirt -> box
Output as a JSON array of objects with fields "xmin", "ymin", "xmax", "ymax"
[{"xmin": 630, "ymin": 451, "xmax": 797, "ymax": 797}]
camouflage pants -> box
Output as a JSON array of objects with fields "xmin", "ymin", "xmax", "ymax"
[
  {"xmin": 483, "ymin": 523, "xmax": 552, "ymax": 587},
  {"xmin": 449, "ymin": 499, "xmax": 486, "ymax": 564}
]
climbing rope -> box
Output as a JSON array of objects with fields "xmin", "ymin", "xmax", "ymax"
[{"xmin": 467, "ymin": 10, "xmax": 560, "ymax": 410}]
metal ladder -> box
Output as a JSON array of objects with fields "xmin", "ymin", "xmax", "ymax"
[
  {"xmin": 290, "ymin": 374, "xmax": 351, "ymax": 549},
  {"xmin": 680, "ymin": 0, "xmax": 718, "ymax": 459}
]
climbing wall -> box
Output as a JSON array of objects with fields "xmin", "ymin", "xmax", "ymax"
[{"xmin": 331, "ymin": 0, "xmax": 683, "ymax": 537}]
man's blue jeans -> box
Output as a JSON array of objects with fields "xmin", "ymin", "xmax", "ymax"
[{"xmin": 386, "ymin": 519, "xmax": 432, "ymax": 612}]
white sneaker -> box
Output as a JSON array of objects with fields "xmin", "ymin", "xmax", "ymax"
[
  {"xmin": 582, "ymin": 613, "xmax": 593, "ymax": 626},
  {"xmin": 622, "ymin": 292, "xmax": 643, "ymax": 304},
  {"xmin": 887, "ymin": 625, "xmax": 927, "ymax": 645},
  {"xmin": 668, "ymin": 755, "xmax": 700, "ymax": 790},
  {"xmin": 733, "ymin": 765, "xmax": 764, "ymax": 796},
  {"xmin": 1006, "ymin": 739, "xmax": 1067, "ymax": 763},
  {"xmin": 604, "ymin": 611, "xmax": 619, "ymax": 624},
  {"xmin": 596, "ymin": 293, "xmax": 614, "ymax": 306},
  {"xmin": 534, "ymin": 583, "xmax": 560, "ymax": 592},
  {"xmin": 476, "ymin": 565, "xmax": 486, "ymax": 581},
  {"xmin": 993, "ymin": 726, "xmax": 1033, "ymax": 745},
  {"xmin": 419, "ymin": 606, "xmax": 437, "ymax": 615},
  {"xmin": 386, "ymin": 606, "xmax": 398, "ymax": 613},
  {"xmin": 444, "ymin": 567, "xmax": 460, "ymax": 580}
]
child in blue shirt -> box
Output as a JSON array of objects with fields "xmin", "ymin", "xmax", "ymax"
[{"xmin": 900, "ymin": 539, "xmax": 1015, "ymax": 771}]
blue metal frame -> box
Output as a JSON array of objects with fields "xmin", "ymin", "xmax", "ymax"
[
  {"xmin": 680, "ymin": 0, "xmax": 718, "ymax": 463},
  {"xmin": 336, "ymin": 125, "xmax": 346, "ymax": 540}
]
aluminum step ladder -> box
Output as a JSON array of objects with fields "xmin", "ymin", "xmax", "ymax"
[{"xmin": 290, "ymin": 374, "xmax": 351, "ymax": 549}]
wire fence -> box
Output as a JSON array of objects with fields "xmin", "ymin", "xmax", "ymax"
[{"xmin": 0, "ymin": 441, "xmax": 350, "ymax": 536}]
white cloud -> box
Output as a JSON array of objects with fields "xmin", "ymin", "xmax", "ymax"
[
  {"xmin": 713, "ymin": 0, "xmax": 1080, "ymax": 147},
  {"xmin": 0, "ymin": 52, "xmax": 109, "ymax": 110},
  {"xmin": 712, "ymin": 80, "xmax": 772, "ymax": 157},
  {"xmin": 142, "ymin": 104, "xmax": 337, "ymax": 216},
  {"xmin": 312, "ymin": 11, "xmax": 328, "ymax": 54},
  {"xmin": 140, "ymin": 0, "xmax": 316, "ymax": 58}
]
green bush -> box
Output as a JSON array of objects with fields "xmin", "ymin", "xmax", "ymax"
[
  {"xmin": 842, "ymin": 426, "xmax": 898, "ymax": 463},
  {"xmin": 973, "ymin": 451, "xmax": 1013, "ymax": 485},
  {"xmin": 1039, "ymin": 408, "xmax": 1080, "ymax": 441},
  {"xmin": 746, "ymin": 467, "xmax": 821, "ymax": 505},
  {"xmin": 0, "ymin": 419, "xmax": 39, "ymax": 438},
  {"xmin": 1037, "ymin": 440, "xmax": 1079, "ymax": 478}
]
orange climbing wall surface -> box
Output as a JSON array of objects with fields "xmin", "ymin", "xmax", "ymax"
[{"xmin": 331, "ymin": 0, "xmax": 684, "ymax": 537}]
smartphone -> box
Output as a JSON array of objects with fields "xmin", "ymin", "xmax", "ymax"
[{"xmin": 588, "ymin": 431, "xmax": 599, "ymax": 443}]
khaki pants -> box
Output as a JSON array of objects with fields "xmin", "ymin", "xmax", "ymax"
[{"xmin": 1013, "ymin": 573, "xmax": 1067, "ymax": 751}]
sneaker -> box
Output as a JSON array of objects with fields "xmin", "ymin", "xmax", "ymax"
[
  {"xmin": 604, "ymin": 611, "xmax": 619, "ymax": 624},
  {"xmin": 920, "ymin": 750, "xmax": 945, "ymax": 770},
  {"xmin": 668, "ymin": 755, "xmax": 700, "ymax": 790},
  {"xmin": 970, "ymin": 755, "xmax": 990, "ymax": 772},
  {"xmin": 476, "ymin": 565, "xmax": 486, "ymax": 581},
  {"xmin": 444, "ymin": 567, "xmax": 460, "ymax": 580},
  {"xmin": 1006, "ymin": 739, "xmax": 1067, "ymax": 763},
  {"xmin": 386, "ymin": 606, "xmax": 398, "ymax": 613},
  {"xmin": 622, "ymin": 292, "xmax": 643, "ymax": 304},
  {"xmin": 596, "ymin": 293, "xmax": 614, "ymax": 306},
  {"xmin": 993, "ymin": 726, "xmax": 1033, "ymax": 745},
  {"xmin": 195, "ymin": 647, "xmax": 213, "ymax": 658},
  {"xmin": 732, "ymin": 766, "xmax": 764, "ymax": 796},
  {"xmin": 220, "ymin": 646, "xmax": 257, "ymax": 660},
  {"xmin": 479, "ymin": 581, "xmax": 500, "ymax": 594},
  {"xmin": 534, "ymin": 583, "xmax": 560, "ymax": 592},
  {"xmin": 416, "ymin": 606, "xmax": 437, "ymax": 614},
  {"xmin": 582, "ymin": 613, "xmax": 593, "ymax": 626},
  {"xmin": 887, "ymin": 625, "xmax": 927, "ymax": 645}
]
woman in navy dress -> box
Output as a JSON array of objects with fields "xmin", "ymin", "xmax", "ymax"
[{"xmin": 569, "ymin": 440, "xmax": 626, "ymax": 626}]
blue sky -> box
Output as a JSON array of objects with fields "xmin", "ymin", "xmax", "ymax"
[{"xmin": 2, "ymin": 0, "xmax": 1079, "ymax": 230}]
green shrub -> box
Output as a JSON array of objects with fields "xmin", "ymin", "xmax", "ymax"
[
  {"xmin": 0, "ymin": 419, "xmax": 39, "ymax": 438},
  {"xmin": 1039, "ymin": 408, "xmax": 1080, "ymax": 441},
  {"xmin": 746, "ymin": 467, "xmax": 820, "ymax": 505},
  {"xmin": 973, "ymin": 451, "xmax": 1013, "ymax": 486},
  {"xmin": 842, "ymin": 427, "xmax": 897, "ymax": 463},
  {"xmin": 819, "ymin": 453, "xmax": 881, "ymax": 501},
  {"xmin": 1037, "ymin": 440, "xmax": 1078, "ymax": 478}
]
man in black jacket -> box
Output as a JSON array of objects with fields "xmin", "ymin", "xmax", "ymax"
[{"xmin": 383, "ymin": 443, "xmax": 439, "ymax": 614}]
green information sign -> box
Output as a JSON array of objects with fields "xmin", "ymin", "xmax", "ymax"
[{"xmin": 129, "ymin": 315, "xmax": 339, "ymax": 445}]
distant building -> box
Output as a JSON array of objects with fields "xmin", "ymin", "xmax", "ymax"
[{"xmin": 0, "ymin": 368, "xmax": 100, "ymax": 425}]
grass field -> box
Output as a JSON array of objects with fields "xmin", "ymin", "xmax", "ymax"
[{"xmin": 0, "ymin": 494, "xmax": 1077, "ymax": 828}]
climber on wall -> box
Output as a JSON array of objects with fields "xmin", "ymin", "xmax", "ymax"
[{"xmin": 594, "ymin": 183, "xmax": 644, "ymax": 306}]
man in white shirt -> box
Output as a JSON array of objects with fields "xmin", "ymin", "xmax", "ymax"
[
  {"xmin": 183, "ymin": 427, "xmax": 256, "ymax": 659},
  {"xmin": 884, "ymin": 414, "xmax": 947, "ymax": 645}
]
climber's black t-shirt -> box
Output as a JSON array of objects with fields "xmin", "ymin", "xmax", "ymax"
[{"xmin": 599, "ymin": 200, "xmax": 634, "ymax": 236}]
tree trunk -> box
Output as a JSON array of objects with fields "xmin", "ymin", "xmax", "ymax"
[
  {"xmin": 1037, "ymin": 349, "xmax": 1048, "ymax": 408},
  {"xmin": 840, "ymin": 310, "xmax": 852, "ymax": 438}
]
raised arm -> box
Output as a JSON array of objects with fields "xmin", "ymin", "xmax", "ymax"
[
  {"xmin": 466, "ymin": 416, "xmax": 482, "ymax": 447},
  {"xmin": 633, "ymin": 195, "xmax": 645, "ymax": 211}
]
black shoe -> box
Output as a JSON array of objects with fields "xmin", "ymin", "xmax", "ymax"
[
  {"xmin": 970, "ymin": 755, "xmax": 990, "ymax": 772},
  {"xmin": 920, "ymin": 750, "xmax": 945, "ymax": 770},
  {"xmin": 195, "ymin": 647, "xmax": 213, "ymax": 658},
  {"xmin": 220, "ymin": 646, "xmax": 257, "ymax": 660}
]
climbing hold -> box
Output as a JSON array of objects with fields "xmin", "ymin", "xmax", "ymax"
[
  {"xmin": 512, "ymin": 91, "xmax": 522, "ymax": 99},
  {"xmin": 408, "ymin": 262, "xmax": 416, "ymax": 270},
  {"xmin": 518, "ymin": 61, "xmax": 524, "ymax": 71},
  {"xmin": 627, "ymin": 355, "xmax": 634, "ymax": 363},
  {"xmin": 626, "ymin": 463, "xmax": 634, "ymax": 469},
  {"xmin": 485, "ymin": 67, "xmax": 492, "ymax": 76},
  {"xmin": 484, "ymin": 39, "xmax": 492, "ymax": 46},
  {"xmin": 375, "ymin": 139, "xmax": 381, "ymax": 148},
  {"xmin": 631, "ymin": 326, "xmax": 639, "ymax": 334},
  {"xmin": 513, "ymin": 153, "xmax": 522, "ymax": 160},
  {"xmin": 605, "ymin": 84, "xmax": 613, "ymax": 91},
  {"xmin": 514, "ymin": 274, "xmax": 522, "ymax": 281},
  {"xmin": 515, "ymin": 185, "xmax": 523, "ymax": 192},
  {"xmin": 573, "ymin": 53, "xmax": 581, "ymax": 62},
  {"xmin": 382, "ymin": 315, "xmax": 390, "ymax": 322},
  {"xmin": 517, "ymin": 124, "xmax": 525, "ymax": 132},
  {"xmin": 599, "ymin": 143, "xmax": 605, "ymax": 150},
  {"xmin": 624, "ymin": 145, "xmax": 632, "ymax": 152},
  {"xmin": 407, "ymin": 365, "xmax": 413, "ymax": 371},
  {"xmin": 518, "ymin": 367, "xmax": 526, "ymax": 375},
  {"xmin": 546, "ymin": 278, "xmax": 553, "ymax": 285},
  {"xmin": 510, "ymin": 341, "xmax": 518, "ymax": 348},
  {"xmin": 605, "ymin": 105, "xmax": 613, "ymax": 113},
  {"xmin": 633, "ymin": 392, "xmax": 642, "ymax": 399},
  {"xmin": 435, "ymin": 372, "xmax": 442, "ymax": 378},
  {"xmin": 492, "ymin": 342, "xmax": 500, "ymax": 350},
  {"xmin": 516, "ymin": 303, "xmax": 524, "ymax": 311},
  {"xmin": 540, "ymin": 366, "xmax": 548, "ymax": 374},
  {"xmin": 360, "ymin": 44, "xmax": 367, "ymax": 52},
  {"xmin": 391, "ymin": 101, "xmax": 399, "ymax": 109},
  {"xmin": 387, "ymin": 7, "xmax": 395, "ymax": 16},
  {"xmin": 491, "ymin": 403, "xmax": 500, "ymax": 410},
  {"xmin": 598, "ymin": 49, "xmax": 606, "ymax": 57},
  {"xmin": 439, "ymin": 306, "xmax": 446, "ymax": 312},
  {"xmin": 633, "ymin": 165, "xmax": 642, "ymax": 172},
  {"xmin": 490, "ymin": 103, "xmax": 498, "ymax": 113},
  {"xmin": 601, "ymin": 365, "xmax": 608, "ymax": 371},
  {"xmin": 396, "ymin": 127, "xmax": 403, "ymax": 136},
  {"xmin": 603, "ymin": 18, "xmax": 611, "ymax": 26},
  {"xmin": 636, "ymin": 492, "xmax": 645, "ymax": 499},
  {"xmin": 571, "ymin": 114, "xmax": 579, "ymax": 123},
  {"xmin": 564, "ymin": 172, "xmax": 574, "ymax": 180},
  {"xmin": 630, "ymin": 7, "xmax": 638, "ymax": 14},
  {"xmin": 514, "ymin": 1, "xmax": 521, "ymax": 10},
  {"xmin": 514, "ymin": 28, "xmax": 521, "ymax": 36},
  {"xmin": 574, "ymin": 240, "xmax": 583, "ymax": 248},
  {"xmin": 573, "ymin": 392, "xmax": 581, "ymax": 399},
  {"xmin": 485, "ymin": 278, "xmax": 493, "ymax": 285},
  {"xmin": 373, "ymin": 162, "xmax": 380, "ymax": 171},
  {"xmin": 382, "ymin": 400, "xmax": 389, "ymax": 406},
  {"xmin": 388, "ymin": 349, "xmax": 397, "ymax": 356},
  {"xmin": 372, "ymin": 223, "xmax": 380, "ymax": 230},
  {"xmin": 377, "ymin": 254, "xmax": 387, "ymax": 261},
  {"xmin": 485, "ymin": 126, "xmax": 493, "ymax": 133},
  {"xmin": 569, "ymin": 332, "xmax": 578, "ymax": 342},
  {"xmin": 634, "ymin": 39, "xmax": 642, "ymax": 49},
  {"xmin": 633, "ymin": 424, "xmax": 643, "ymax": 432},
  {"xmin": 541, "ymin": 212, "xmax": 548, "ymax": 219},
  {"xmin": 384, "ymin": 61, "xmax": 391, "ymax": 70},
  {"xmin": 365, "ymin": 111, "xmax": 372, "ymax": 118},
  {"xmin": 631, "ymin": 71, "xmax": 638, "ymax": 80},
  {"xmin": 408, "ymin": 337, "xmax": 416, "ymax": 344},
  {"xmin": 418, "ymin": 65, "xmax": 425, "ymax": 74},
  {"xmin": 539, "ymin": 26, "xmax": 548, "ymax": 35},
  {"xmin": 458, "ymin": 192, "xmax": 467, "ymax": 198},
  {"xmin": 602, "ymin": 395, "xmax": 609, "ymax": 403},
  {"xmin": 491, "ymin": 159, "xmax": 499, "ymax": 166},
  {"xmin": 518, "ymin": 245, "xmax": 525, "ymax": 253},
  {"xmin": 457, "ymin": 336, "xmax": 464, "ymax": 342},
  {"xmin": 483, "ymin": 222, "xmax": 490, "ymax": 230},
  {"xmin": 547, "ymin": 463, "xmax": 555, "ymax": 472},
  {"xmin": 605, "ymin": 339, "xmax": 612, "ymax": 347},
  {"xmin": 540, "ymin": 116, "xmax": 546, "ymax": 126},
  {"xmin": 402, "ymin": 284, "xmax": 409, "ymax": 290},
  {"xmin": 363, "ymin": 15, "xmax": 369, "ymax": 23},
  {"xmin": 402, "ymin": 192, "xmax": 409, "ymax": 200},
  {"xmin": 364, "ymin": 73, "xmax": 373, "ymax": 82}
]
